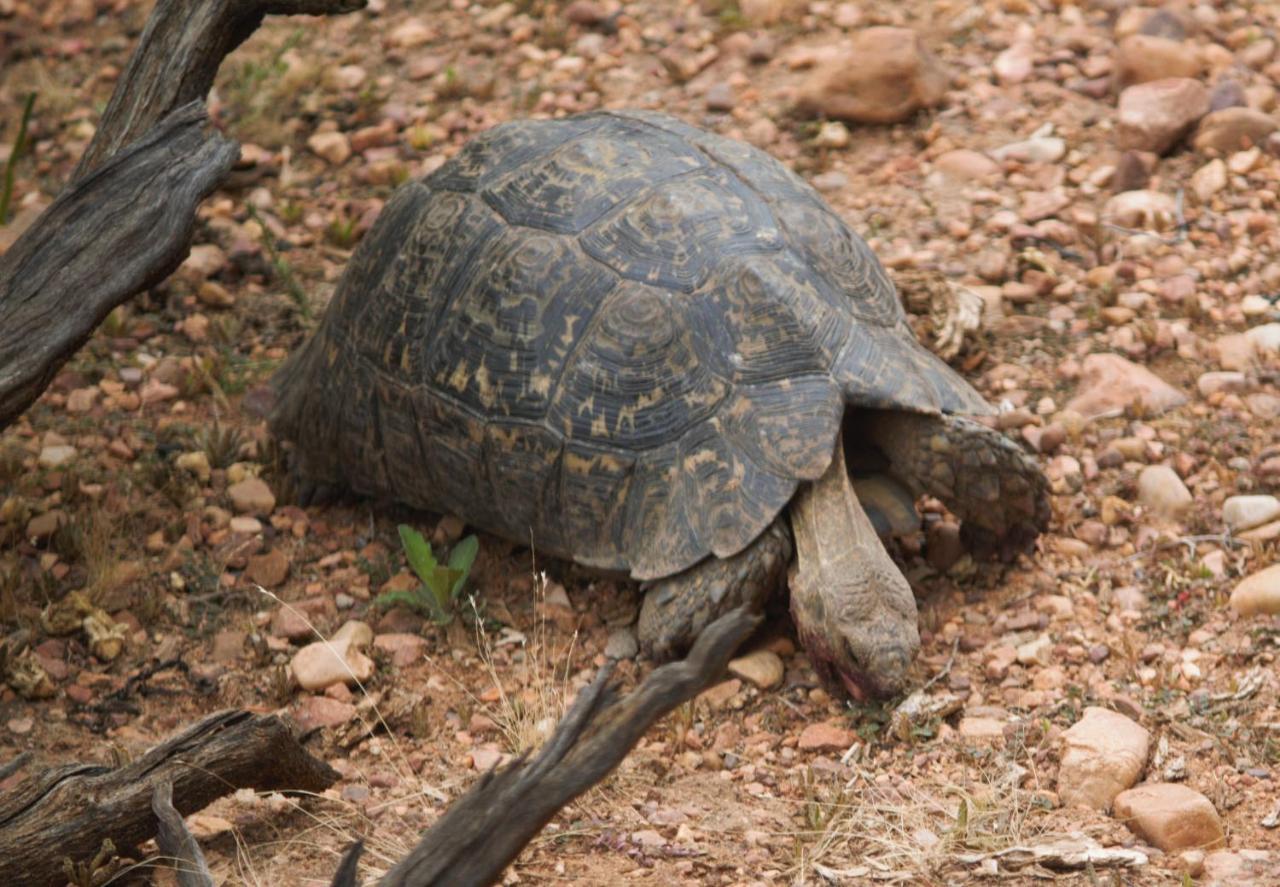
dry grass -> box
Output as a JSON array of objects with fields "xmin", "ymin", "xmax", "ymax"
[
  {"xmin": 472, "ymin": 570, "xmax": 577, "ymax": 756},
  {"xmin": 791, "ymin": 745, "xmax": 1061, "ymax": 883}
]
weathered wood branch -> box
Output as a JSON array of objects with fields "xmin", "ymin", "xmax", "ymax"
[
  {"xmin": 372, "ymin": 607, "xmax": 760, "ymax": 887},
  {"xmin": 0, "ymin": 102, "xmax": 237, "ymax": 429},
  {"xmin": 0, "ymin": 0, "xmax": 363, "ymax": 430},
  {"xmin": 74, "ymin": 0, "xmax": 368, "ymax": 178},
  {"xmin": 0, "ymin": 709, "xmax": 339, "ymax": 887},
  {"xmin": 152, "ymin": 781, "xmax": 216, "ymax": 887}
]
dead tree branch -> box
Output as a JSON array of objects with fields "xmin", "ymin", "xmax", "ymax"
[{"xmin": 0, "ymin": 710, "xmax": 338, "ymax": 887}]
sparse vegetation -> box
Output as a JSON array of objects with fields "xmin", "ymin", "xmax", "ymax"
[{"xmin": 375, "ymin": 524, "xmax": 479, "ymax": 625}]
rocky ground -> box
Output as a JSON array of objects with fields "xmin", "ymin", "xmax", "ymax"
[{"xmin": 1, "ymin": 0, "xmax": 1279, "ymax": 884}]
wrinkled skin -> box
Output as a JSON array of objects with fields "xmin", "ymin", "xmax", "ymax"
[{"xmin": 637, "ymin": 413, "xmax": 1049, "ymax": 699}]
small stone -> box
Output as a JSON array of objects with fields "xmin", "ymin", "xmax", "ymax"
[
  {"xmin": 181, "ymin": 243, "xmax": 227, "ymax": 279},
  {"xmin": 993, "ymin": 41, "xmax": 1034, "ymax": 85},
  {"xmin": 1191, "ymin": 158, "xmax": 1228, "ymax": 202},
  {"xmin": 229, "ymin": 515, "xmax": 263, "ymax": 535},
  {"xmin": 740, "ymin": 0, "xmax": 804, "ymax": 27},
  {"xmin": 246, "ymin": 548, "xmax": 289, "ymax": 588},
  {"xmin": 307, "ymin": 131, "xmax": 352, "ymax": 166},
  {"xmin": 1202, "ymin": 849, "xmax": 1275, "ymax": 887},
  {"xmin": 1230, "ymin": 564, "xmax": 1280, "ymax": 616},
  {"xmin": 697, "ymin": 678, "xmax": 742, "ymax": 710},
  {"xmin": 728, "ymin": 650, "xmax": 784, "ymax": 689},
  {"xmin": 604, "ymin": 627, "xmax": 638, "ymax": 660},
  {"xmin": 958, "ymin": 716, "xmax": 1007, "ymax": 744},
  {"xmin": 563, "ymin": 0, "xmax": 605, "ymax": 25},
  {"xmin": 1065, "ymin": 353, "xmax": 1186, "ymax": 419},
  {"xmin": 1104, "ymin": 189, "xmax": 1178, "ymax": 230},
  {"xmin": 388, "ymin": 18, "xmax": 434, "ymax": 48},
  {"xmin": 1058, "ymin": 707, "xmax": 1151, "ymax": 811},
  {"xmin": 373, "ymin": 633, "xmax": 426, "ymax": 667},
  {"xmin": 470, "ymin": 746, "xmax": 505, "ymax": 771},
  {"xmin": 705, "ymin": 82, "xmax": 735, "ymax": 112},
  {"xmin": 293, "ymin": 696, "xmax": 357, "ymax": 731},
  {"xmin": 1223, "ymin": 496, "xmax": 1280, "ymax": 532},
  {"xmin": 1117, "ymin": 78, "xmax": 1210, "ymax": 155},
  {"xmin": 1198, "ymin": 371, "xmax": 1248, "ymax": 397},
  {"xmin": 211, "ymin": 629, "xmax": 246, "ymax": 663},
  {"xmin": 1113, "ymin": 35, "xmax": 1203, "ymax": 87},
  {"xmin": 139, "ymin": 379, "xmax": 178, "ymax": 405},
  {"xmin": 798, "ymin": 721, "xmax": 856, "ymax": 751},
  {"xmin": 1137, "ymin": 465, "xmax": 1192, "ymax": 519},
  {"xmin": 1192, "ymin": 107, "xmax": 1280, "ymax": 154},
  {"xmin": 37, "ymin": 444, "xmax": 77, "ymax": 468},
  {"xmin": 228, "ymin": 477, "xmax": 276, "ymax": 516},
  {"xmin": 26, "ymin": 510, "xmax": 67, "ymax": 541},
  {"xmin": 291, "ymin": 636, "xmax": 375, "ymax": 691},
  {"xmin": 1247, "ymin": 323, "xmax": 1280, "ymax": 355},
  {"xmin": 795, "ymin": 27, "xmax": 948, "ymax": 124},
  {"xmin": 934, "ymin": 148, "xmax": 1000, "ymax": 180},
  {"xmin": 1016, "ymin": 634, "xmax": 1052, "ymax": 665},
  {"xmin": 813, "ymin": 121, "xmax": 851, "ymax": 149},
  {"xmin": 65, "ymin": 387, "xmax": 96, "ymax": 413},
  {"xmin": 926, "ymin": 521, "xmax": 964, "ymax": 572},
  {"xmin": 1113, "ymin": 783, "xmax": 1225, "ymax": 851}
]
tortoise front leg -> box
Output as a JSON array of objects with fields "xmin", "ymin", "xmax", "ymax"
[
  {"xmin": 858, "ymin": 410, "xmax": 1050, "ymax": 561},
  {"xmin": 637, "ymin": 521, "xmax": 790, "ymax": 662}
]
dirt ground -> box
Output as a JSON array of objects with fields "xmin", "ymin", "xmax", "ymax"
[{"xmin": 1, "ymin": 0, "xmax": 1278, "ymax": 884}]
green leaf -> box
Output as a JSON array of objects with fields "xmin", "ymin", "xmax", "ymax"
[
  {"xmin": 447, "ymin": 535, "xmax": 479, "ymax": 601},
  {"xmin": 398, "ymin": 524, "xmax": 437, "ymax": 585}
]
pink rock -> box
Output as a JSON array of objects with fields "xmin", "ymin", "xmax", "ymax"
[
  {"xmin": 1058, "ymin": 707, "xmax": 1150, "ymax": 810},
  {"xmin": 1113, "ymin": 783, "xmax": 1225, "ymax": 851},
  {"xmin": 798, "ymin": 721, "xmax": 856, "ymax": 751},
  {"xmin": 373, "ymin": 633, "xmax": 427, "ymax": 667},
  {"xmin": 293, "ymin": 695, "xmax": 357, "ymax": 731},
  {"xmin": 795, "ymin": 27, "xmax": 948, "ymax": 124},
  {"xmin": 1065, "ymin": 353, "xmax": 1187, "ymax": 419},
  {"xmin": 1117, "ymin": 78, "xmax": 1210, "ymax": 154}
]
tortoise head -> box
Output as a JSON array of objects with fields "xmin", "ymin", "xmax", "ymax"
[{"xmin": 789, "ymin": 560, "xmax": 920, "ymax": 701}]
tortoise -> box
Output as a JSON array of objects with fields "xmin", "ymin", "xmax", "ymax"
[{"xmin": 269, "ymin": 110, "xmax": 1049, "ymax": 699}]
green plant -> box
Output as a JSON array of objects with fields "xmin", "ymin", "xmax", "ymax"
[
  {"xmin": 325, "ymin": 213, "xmax": 358, "ymax": 249},
  {"xmin": 1, "ymin": 92, "xmax": 36, "ymax": 226},
  {"xmin": 376, "ymin": 524, "xmax": 478, "ymax": 624},
  {"xmin": 246, "ymin": 205, "xmax": 310, "ymax": 316}
]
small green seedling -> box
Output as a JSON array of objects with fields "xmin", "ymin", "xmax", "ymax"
[{"xmin": 377, "ymin": 524, "xmax": 478, "ymax": 625}]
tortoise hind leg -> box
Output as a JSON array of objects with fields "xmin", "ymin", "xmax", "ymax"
[
  {"xmin": 857, "ymin": 410, "xmax": 1050, "ymax": 561},
  {"xmin": 637, "ymin": 521, "xmax": 791, "ymax": 662}
]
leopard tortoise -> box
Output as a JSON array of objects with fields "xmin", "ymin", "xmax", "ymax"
[{"xmin": 270, "ymin": 110, "xmax": 1049, "ymax": 699}]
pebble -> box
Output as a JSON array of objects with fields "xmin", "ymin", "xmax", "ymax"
[
  {"xmin": 307, "ymin": 131, "xmax": 352, "ymax": 166},
  {"xmin": 1137, "ymin": 465, "xmax": 1192, "ymax": 519},
  {"xmin": 290, "ymin": 623, "xmax": 375, "ymax": 691},
  {"xmin": 1197, "ymin": 371, "xmax": 1248, "ymax": 398},
  {"xmin": 373, "ymin": 633, "xmax": 426, "ymax": 667},
  {"xmin": 176, "ymin": 451, "xmax": 211, "ymax": 482},
  {"xmin": 989, "ymin": 135, "xmax": 1065, "ymax": 163},
  {"xmin": 293, "ymin": 696, "xmax": 357, "ymax": 731},
  {"xmin": 993, "ymin": 41, "xmax": 1034, "ymax": 85},
  {"xmin": 1202, "ymin": 849, "xmax": 1275, "ymax": 887},
  {"xmin": 1065, "ymin": 353, "xmax": 1186, "ymax": 419},
  {"xmin": 1116, "ymin": 78, "xmax": 1209, "ymax": 155},
  {"xmin": 1057, "ymin": 707, "xmax": 1150, "ymax": 810},
  {"xmin": 37, "ymin": 444, "xmax": 77, "ymax": 468},
  {"xmin": 795, "ymin": 27, "xmax": 947, "ymax": 124},
  {"xmin": 228, "ymin": 477, "xmax": 276, "ymax": 516},
  {"xmin": 229, "ymin": 515, "xmax": 263, "ymax": 535},
  {"xmin": 1192, "ymin": 107, "xmax": 1280, "ymax": 155},
  {"xmin": 26, "ymin": 510, "xmax": 67, "ymax": 541},
  {"xmin": 813, "ymin": 121, "xmax": 851, "ymax": 150},
  {"xmin": 387, "ymin": 18, "xmax": 433, "ymax": 48},
  {"xmin": 797, "ymin": 721, "xmax": 856, "ymax": 751},
  {"xmin": 1191, "ymin": 158, "xmax": 1228, "ymax": 202},
  {"xmin": 245, "ymin": 548, "xmax": 289, "ymax": 588},
  {"xmin": 1103, "ymin": 189, "xmax": 1178, "ymax": 230},
  {"xmin": 1113, "ymin": 35, "xmax": 1203, "ymax": 87},
  {"xmin": 1222, "ymin": 495, "xmax": 1280, "ymax": 532},
  {"xmin": 728, "ymin": 650, "xmax": 784, "ymax": 689},
  {"xmin": 1113, "ymin": 783, "xmax": 1225, "ymax": 852},
  {"xmin": 705, "ymin": 83, "xmax": 735, "ymax": 113},
  {"xmin": 1229, "ymin": 564, "xmax": 1280, "ymax": 616},
  {"xmin": 958, "ymin": 716, "xmax": 1007, "ymax": 744},
  {"xmin": 1246, "ymin": 323, "xmax": 1280, "ymax": 355}
]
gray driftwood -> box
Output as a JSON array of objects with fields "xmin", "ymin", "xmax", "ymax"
[
  {"xmin": 0, "ymin": 710, "xmax": 339, "ymax": 886},
  {"xmin": 0, "ymin": 0, "xmax": 365, "ymax": 431}
]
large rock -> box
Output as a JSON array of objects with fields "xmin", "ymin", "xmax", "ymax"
[
  {"xmin": 1065, "ymin": 353, "xmax": 1187, "ymax": 419},
  {"xmin": 1113, "ymin": 35, "xmax": 1203, "ymax": 87},
  {"xmin": 1058, "ymin": 707, "xmax": 1150, "ymax": 810},
  {"xmin": 1222, "ymin": 495, "xmax": 1280, "ymax": 532},
  {"xmin": 1230, "ymin": 564, "xmax": 1280, "ymax": 616},
  {"xmin": 1117, "ymin": 78, "xmax": 1210, "ymax": 154},
  {"xmin": 290, "ymin": 621, "xmax": 375, "ymax": 691},
  {"xmin": 795, "ymin": 27, "xmax": 948, "ymax": 124},
  {"xmin": 1137, "ymin": 465, "xmax": 1193, "ymax": 519},
  {"xmin": 227, "ymin": 477, "xmax": 276, "ymax": 516},
  {"xmin": 1113, "ymin": 783, "xmax": 1225, "ymax": 852},
  {"xmin": 1192, "ymin": 108, "xmax": 1279, "ymax": 154}
]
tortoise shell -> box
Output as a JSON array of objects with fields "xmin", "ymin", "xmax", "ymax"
[{"xmin": 270, "ymin": 110, "xmax": 990, "ymax": 580}]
